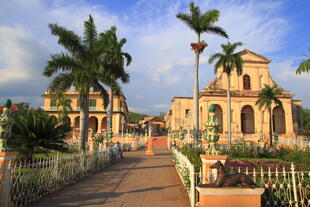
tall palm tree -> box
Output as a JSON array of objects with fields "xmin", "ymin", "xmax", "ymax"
[
  {"xmin": 53, "ymin": 92, "xmax": 73, "ymax": 122},
  {"xmin": 208, "ymin": 42, "xmax": 243, "ymax": 146},
  {"xmin": 43, "ymin": 15, "xmax": 119, "ymax": 151},
  {"xmin": 177, "ymin": 2, "xmax": 228, "ymax": 144},
  {"xmin": 296, "ymin": 50, "xmax": 310, "ymax": 74},
  {"xmin": 255, "ymin": 84, "xmax": 282, "ymax": 147},
  {"xmin": 98, "ymin": 26, "xmax": 131, "ymax": 141}
]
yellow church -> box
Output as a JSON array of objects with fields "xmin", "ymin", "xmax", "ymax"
[
  {"xmin": 42, "ymin": 91, "xmax": 129, "ymax": 137},
  {"xmin": 165, "ymin": 49, "xmax": 303, "ymax": 141}
]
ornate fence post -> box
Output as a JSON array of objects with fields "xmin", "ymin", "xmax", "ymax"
[
  {"xmin": 0, "ymin": 99, "xmax": 18, "ymax": 207},
  {"xmin": 291, "ymin": 163, "xmax": 299, "ymax": 207}
]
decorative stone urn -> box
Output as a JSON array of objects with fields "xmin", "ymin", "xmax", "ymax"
[
  {"xmin": 203, "ymin": 104, "xmax": 221, "ymax": 155},
  {"xmin": 0, "ymin": 99, "xmax": 14, "ymax": 152}
]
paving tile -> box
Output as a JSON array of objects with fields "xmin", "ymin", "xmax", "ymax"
[{"xmin": 32, "ymin": 141, "xmax": 190, "ymax": 207}]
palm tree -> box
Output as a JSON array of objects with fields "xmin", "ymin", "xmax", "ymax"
[
  {"xmin": 53, "ymin": 92, "xmax": 73, "ymax": 122},
  {"xmin": 43, "ymin": 15, "xmax": 119, "ymax": 151},
  {"xmin": 8, "ymin": 110, "xmax": 71, "ymax": 160},
  {"xmin": 208, "ymin": 42, "xmax": 243, "ymax": 146},
  {"xmin": 98, "ymin": 26, "xmax": 131, "ymax": 141},
  {"xmin": 255, "ymin": 84, "xmax": 282, "ymax": 147},
  {"xmin": 296, "ymin": 50, "xmax": 310, "ymax": 74},
  {"xmin": 177, "ymin": 2, "xmax": 228, "ymax": 144}
]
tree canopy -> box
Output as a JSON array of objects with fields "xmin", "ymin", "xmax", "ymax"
[
  {"xmin": 176, "ymin": 2, "xmax": 228, "ymax": 42},
  {"xmin": 8, "ymin": 110, "xmax": 71, "ymax": 160}
]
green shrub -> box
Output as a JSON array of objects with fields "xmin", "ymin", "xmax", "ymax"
[
  {"xmin": 8, "ymin": 110, "xmax": 71, "ymax": 160},
  {"xmin": 176, "ymin": 144, "xmax": 310, "ymax": 171},
  {"xmin": 178, "ymin": 145, "xmax": 204, "ymax": 172}
]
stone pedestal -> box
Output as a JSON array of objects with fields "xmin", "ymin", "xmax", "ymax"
[
  {"xmin": 0, "ymin": 152, "xmax": 18, "ymax": 207},
  {"xmin": 200, "ymin": 155, "xmax": 229, "ymax": 184},
  {"xmin": 145, "ymin": 138, "xmax": 155, "ymax": 156},
  {"xmin": 196, "ymin": 187, "xmax": 265, "ymax": 207}
]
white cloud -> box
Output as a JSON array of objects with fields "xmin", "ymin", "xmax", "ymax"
[
  {"xmin": 269, "ymin": 58, "xmax": 310, "ymax": 106},
  {"xmin": 153, "ymin": 104, "xmax": 170, "ymax": 110},
  {"xmin": 0, "ymin": 26, "xmax": 38, "ymax": 84},
  {"xmin": 128, "ymin": 107, "xmax": 148, "ymax": 114}
]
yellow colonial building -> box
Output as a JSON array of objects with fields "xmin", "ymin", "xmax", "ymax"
[
  {"xmin": 165, "ymin": 49, "xmax": 303, "ymax": 140},
  {"xmin": 42, "ymin": 91, "xmax": 129, "ymax": 137}
]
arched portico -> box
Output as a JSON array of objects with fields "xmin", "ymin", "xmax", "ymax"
[
  {"xmin": 101, "ymin": 117, "xmax": 107, "ymax": 133},
  {"xmin": 89, "ymin": 116, "xmax": 98, "ymax": 132}
]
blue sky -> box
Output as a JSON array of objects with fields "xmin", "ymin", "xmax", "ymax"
[{"xmin": 0, "ymin": 0, "xmax": 309, "ymax": 115}]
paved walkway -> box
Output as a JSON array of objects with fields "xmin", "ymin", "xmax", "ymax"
[{"xmin": 33, "ymin": 146, "xmax": 189, "ymax": 207}]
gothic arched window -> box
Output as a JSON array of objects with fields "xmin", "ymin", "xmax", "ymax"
[{"xmin": 243, "ymin": 75, "xmax": 251, "ymax": 90}]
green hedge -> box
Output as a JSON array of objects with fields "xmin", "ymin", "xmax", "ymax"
[{"xmin": 177, "ymin": 145, "xmax": 310, "ymax": 171}]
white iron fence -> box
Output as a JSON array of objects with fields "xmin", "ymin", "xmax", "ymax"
[
  {"xmin": 8, "ymin": 149, "xmax": 116, "ymax": 207},
  {"xmin": 171, "ymin": 148, "xmax": 196, "ymax": 207},
  {"xmin": 278, "ymin": 137, "xmax": 310, "ymax": 149},
  {"xmin": 172, "ymin": 147, "xmax": 310, "ymax": 207}
]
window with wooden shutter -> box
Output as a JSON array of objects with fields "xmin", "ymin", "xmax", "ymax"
[{"xmin": 243, "ymin": 75, "xmax": 251, "ymax": 90}]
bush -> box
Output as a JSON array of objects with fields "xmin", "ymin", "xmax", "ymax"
[
  {"xmin": 8, "ymin": 110, "xmax": 71, "ymax": 160},
  {"xmin": 177, "ymin": 144, "xmax": 310, "ymax": 171},
  {"xmin": 178, "ymin": 145, "xmax": 204, "ymax": 172}
]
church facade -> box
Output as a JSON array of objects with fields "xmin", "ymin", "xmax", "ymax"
[{"xmin": 165, "ymin": 49, "xmax": 303, "ymax": 140}]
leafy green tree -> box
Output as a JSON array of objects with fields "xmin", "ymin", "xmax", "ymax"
[
  {"xmin": 255, "ymin": 84, "xmax": 282, "ymax": 146},
  {"xmin": 296, "ymin": 50, "xmax": 310, "ymax": 74},
  {"xmin": 97, "ymin": 26, "xmax": 131, "ymax": 140},
  {"xmin": 209, "ymin": 41, "xmax": 243, "ymax": 146},
  {"xmin": 15, "ymin": 102, "xmax": 30, "ymax": 110},
  {"xmin": 8, "ymin": 110, "xmax": 71, "ymax": 160},
  {"xmin": 159, "ymin": 112, "xmax": 166, "ymax": 120},
  {"xmin": 302, "ymin": 107, "xmax": 310, "ymax": 131},
  {"xmin": 43, "ymin": 15, "xmax": 119, "ymax": 151},
  {"xmin": 177, "ymin": 2, "xmax": 228, "ymax": 143},
  {"xmin": 128, "ymin": 112, "xmax": 148, "ymax": 124}
]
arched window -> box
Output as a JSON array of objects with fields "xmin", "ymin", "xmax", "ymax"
[
  {"xmin": 241, "ymin": 105, "xmax": 255, "ymax": 134},
  {"xmin": 273, "ymin": 106, "xmax": 286, "ymax": 134},
  {"xmin": 214, "ymin": 104, "xmax": 223, "ymax": 133},
  {"xmin": 243, "ymin": 75, "xmax": 251, "ymax": 90}
]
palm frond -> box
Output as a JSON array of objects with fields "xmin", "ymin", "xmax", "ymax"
[
  {"xmin": 296, "ymin": 57, "xmax": 310, "ymax": 74},
  {"xmin": 83, "ymin": 15, "xmax": 98, "ymax": 48},
  {"xmin": 48, "ymin": 73, "xmax": 74, "ymax": 92},
  {"xmin": 48, "ymin": 24, "xmax": 86, "ymax": 57},
  {"xmin": 43, "ymin": 53, "xmax": 83, "ymax": 77},
  {"xmin": 205, "ymin": 25, "xmax": 228, "ymax": 38},
  {"xmin": 208, "ymin": 53, "xmax": 223, "ymax": 64}
]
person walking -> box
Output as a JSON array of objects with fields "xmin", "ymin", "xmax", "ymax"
[{"xmin": 113, "ymin": 141, "xmax": 124, "ymax": 159}]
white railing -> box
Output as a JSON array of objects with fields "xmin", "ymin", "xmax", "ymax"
[
  {"xmin": 222, "ymin": 164, "xmax": 310, "ymax": 207},
  {"xmin": 278, "ymin": 137, "xmax": 310, "ymax": 148},
  {"xmin": 193, "ymin": 160, "xmax": 309, "ymax": 207},
  {"xmin": 9, "ymin": 149, "xmax": 116, "ymax": 207},
  {"xmin": 171, "ymin": 148, "xmax": 195, "ymax": 207}
]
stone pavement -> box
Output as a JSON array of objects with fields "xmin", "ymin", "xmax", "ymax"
[{"xmin": 32, "ymin": 146, "xmax": 190, "ymax": 207}]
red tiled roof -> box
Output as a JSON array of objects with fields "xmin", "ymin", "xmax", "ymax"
[{"xmin": 0, "ymin": 105, "xmax": 19, "ymax": 113}]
